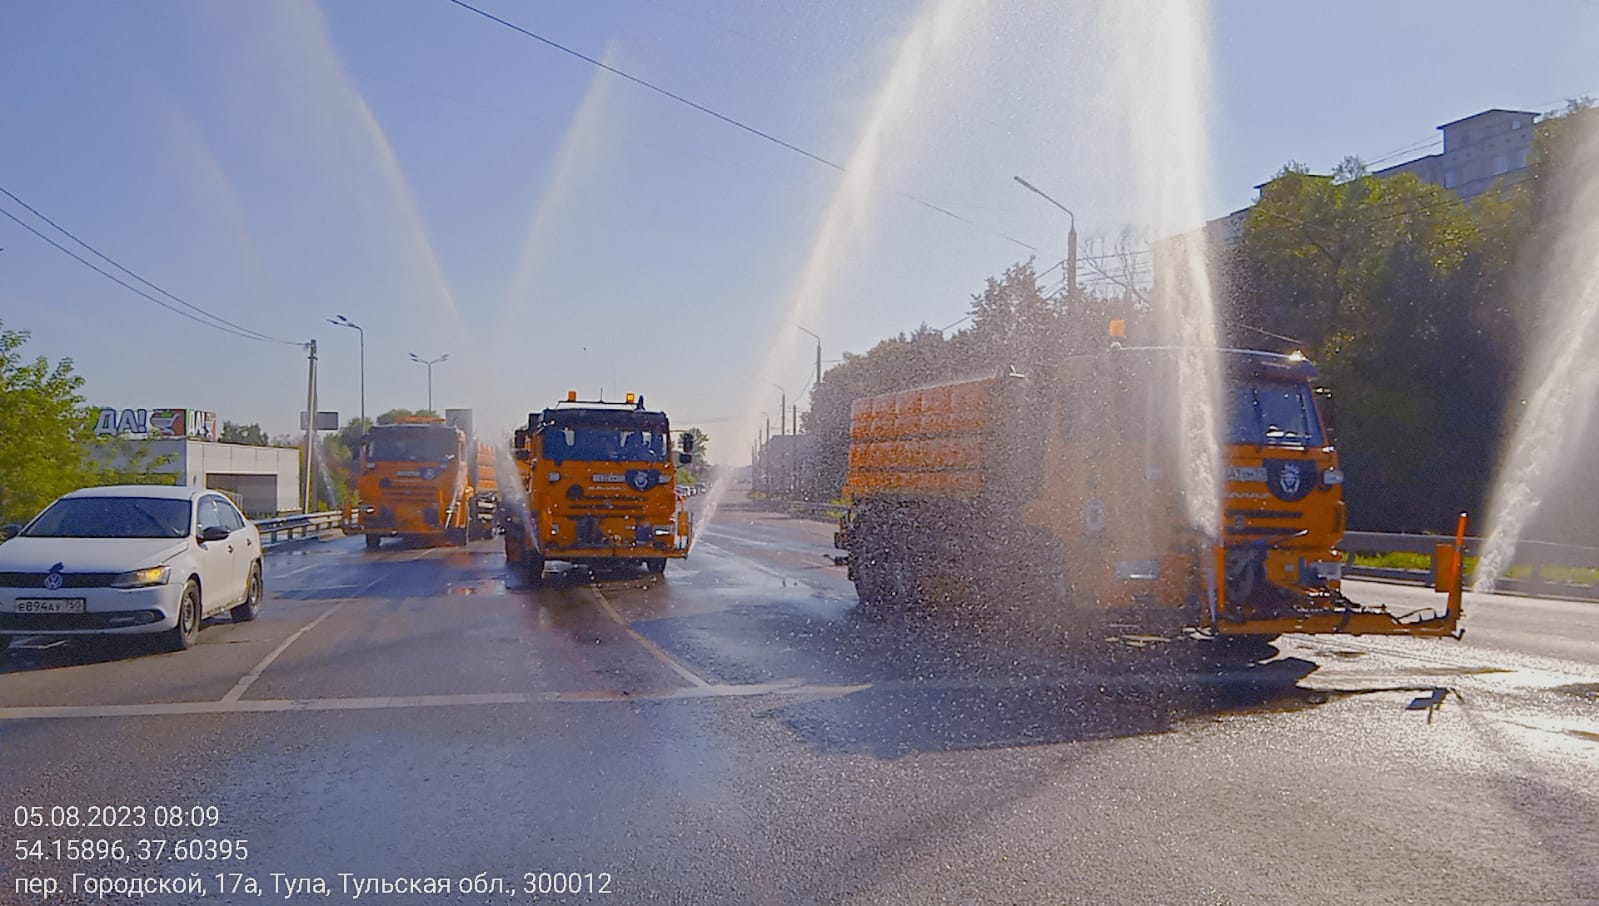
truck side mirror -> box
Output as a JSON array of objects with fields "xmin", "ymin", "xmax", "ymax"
[
  {"xmin": 681, "ymin": 433, "xmax": 696, "ymax": 454},
  {"xmin": 678, "ymin": 451, "xmax": 693, "ymax": 466},
  {"xmin": 1314, "ymin": 387, "xmax": 1338, "ymax": 446},
  {"xmin": 513, "ymin": 449, "xmax": 531, "ymax": 462}
]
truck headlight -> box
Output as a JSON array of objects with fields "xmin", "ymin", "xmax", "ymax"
[{"xmin": 111, "ymin": 566, "xmax": 171, "ymax": 589}]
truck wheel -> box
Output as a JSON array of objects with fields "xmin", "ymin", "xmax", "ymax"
[
  {"xmin": 646, "ymin": 558, "xmax": 667, "ymax": 574},
  {"xmin": 523, "ymin": 555, "xmax": 545, "ymax": 586},
  {"xmin": 851, "ymin": 555, "xmax": 893, "ymax": 618},
  {"xmin": 365, "ymin": 534, "xmax": 381, "ymax": 551},
  {"xmin": 446, "ymin": 527, "xmax": 468, "ymax": 546}
]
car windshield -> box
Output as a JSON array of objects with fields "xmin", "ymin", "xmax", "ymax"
[
  {"xmin": 23, "ymin": 497, "xmax": 190, "ymax": 539},
  {"xmin": 542, "ymin": 427, "xmax": 668, "ymax": 463},
  {"xmin": 367, "ymin": 426, "xmax": 458, "ymax": 462},
  {"xmin": 1228, "ymin": 379, "xmax": 1323, "ymax": 447}
]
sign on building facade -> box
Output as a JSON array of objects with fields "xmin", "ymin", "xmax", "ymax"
[{"xmin": 94, "ymin": 408, "xmax": 219, "ymax": 442}]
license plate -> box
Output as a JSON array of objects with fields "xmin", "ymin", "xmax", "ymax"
[
  {"xmin": 593, "ymin": 474, "xmax": 625, "ymax": 483},
  {"xmin": 14, "ymin": 598, "xmax": 87, "ymax": 614}
]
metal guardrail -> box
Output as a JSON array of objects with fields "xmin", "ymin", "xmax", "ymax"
[
  {"xmin": 1343, "ymin": 531, "xmax": 1599, "ymax": 601},
  {"xmin": 254, "ymin": 511, "xmax": 342, "ymax": 548}
]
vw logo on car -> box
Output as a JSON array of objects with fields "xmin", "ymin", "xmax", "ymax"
[{"xmin": 43, "ymin": 563, "xmax": 65, "ymax": 590}]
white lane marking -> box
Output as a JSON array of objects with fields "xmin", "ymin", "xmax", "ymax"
[
  {"xmin": 695, "ymin": 539, "xmax": 846, "ymax": 589},
  {"xmin": 0, "ymin": 682, "xmax": 873, "ymax": 721},
  {"xmin": 220, "ymin": 599, "xmax": 350, "ymax": 703},
  {"xmin": 267, "ymin": 562, "xmax": 323, "ymax": 581},
  {"xmin": 586, "ymin": 588, "xmax": 712, "ymax": 688}
]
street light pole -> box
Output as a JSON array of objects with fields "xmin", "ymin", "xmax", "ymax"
[
  {"xmin": 408, "ymin": 353, "xmax": 448, "ymax": 413},
  {"xmin": 792, "ymin": 323, "xmax": 821, "ymax": 395},
  {"xmin": 1014, "ymin": 176, "xmax": 1077, "ymax": 297},
  {"xmin": 328, "ymin": 315, "xmax": 364, "ymax": 431}
]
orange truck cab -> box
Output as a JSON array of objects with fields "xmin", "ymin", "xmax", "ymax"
[
  {"xmin": 347, "ymin": 413, "xmax": 497, "ymax": 549},
  {"xmin": 836, "ymin": 345, "xmax": 1462, "ymax": 643},
  {"xmin": 502, "ymin": 393, "xmax": 693, "ymax": 582}
]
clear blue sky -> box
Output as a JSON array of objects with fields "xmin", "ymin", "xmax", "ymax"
[{"xmin": 3, "ymin": 0, "xmax": 1595, "ymax": 458}]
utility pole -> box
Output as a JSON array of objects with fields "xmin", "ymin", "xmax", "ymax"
[
  {"xmin": 302, "ymin": 340, "xmax": 318, "ymax": 512},
  {"xmin": 1014, "ymin": 176, "xmax": 1077, "ymax": 297},
  {"xmin": 770, "ymin": 383, "xmax": 786, "ymax": 435}
]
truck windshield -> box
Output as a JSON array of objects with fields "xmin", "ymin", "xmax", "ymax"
[
  {"xmin": 542, "ymin": 427, "xmax": 668, "ymax": 463},
  {"xmin": 1228, "ymin": 379, "xmax": 1323, "ymax": 447},
  {"xmin": 367, "ymin": 426, "xmax": 459, "ymax": 462}
]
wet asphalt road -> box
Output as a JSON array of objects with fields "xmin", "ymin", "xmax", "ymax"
[{"xmin": 1, "ymin": 501, "xmax": 1596, "ymax": 905}]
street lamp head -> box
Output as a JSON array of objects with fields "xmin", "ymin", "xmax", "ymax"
[{"xmin": 438, "ymin": 353, "xmax": 450, "ymax": 363}]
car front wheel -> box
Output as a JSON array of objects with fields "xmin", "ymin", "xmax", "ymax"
[
  {"xmin": 162, "ymin": 581, "xmax": 201, "ymax": 652},
  {"xmin": 231, "ymin": 562, "xmax": 262, "ymax": 623}
]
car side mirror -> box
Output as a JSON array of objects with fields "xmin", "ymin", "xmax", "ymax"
[
  {"xmin": 198, "ymin": 525, "xmax": 230, "ymax": 543},
  {"xmin": 0, "ymin": 523, "xmax": 20, "ymax": 541}
]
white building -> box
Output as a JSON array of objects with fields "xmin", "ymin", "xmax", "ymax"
[
  {"xmin": 1373, "ymin": 108, "xmax": 1539, "ymax": 200},
  {"xmin": 147, "ymin": 440, "xmax": 301, "ymax": 517},
  {"xmin": 91, "ymin": 406, "xmax": 301, "ymax": 516}
]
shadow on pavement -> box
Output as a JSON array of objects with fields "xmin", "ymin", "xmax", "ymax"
[
  {"xmin": 763, "ymin": 652, "xmax": 1325, "ymax": 758},
  {"xmin": 629, "ymin": 587, "xmax": 1334, "ymax": 758},
  {"xmin": 0, "ymin": 626, "xmax": 221, "ymax": 673}
]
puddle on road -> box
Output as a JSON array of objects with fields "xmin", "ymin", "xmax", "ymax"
[{"xmin": 1551, "ymin": 682, "xmax": 1599, "ymax": 701}]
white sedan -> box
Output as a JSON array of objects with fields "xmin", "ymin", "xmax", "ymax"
[{"xmin": 0, "ymin": 485, "xmax": 263, "ymax": 654}]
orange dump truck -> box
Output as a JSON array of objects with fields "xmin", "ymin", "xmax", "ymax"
[
  {"xmin": 346, "ymin": 410, "xmax": 497, "ymax": 549},
  {"xmin": 835, "ymin": 345, "xmax": 1464, "ymax": 643}
]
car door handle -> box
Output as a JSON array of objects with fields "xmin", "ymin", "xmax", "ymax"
[{"xmin": 227, "ymin": 544, "xmax": 235, "ymax": 553}]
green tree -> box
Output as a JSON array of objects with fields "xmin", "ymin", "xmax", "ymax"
[
  {"xmin": 1227, "ymin": 156, "xmax": 1528, "ymax": 529},
  {"xmin": 0, "ymin": 320, "xmax": 172, "ymax": 524},
  {"xmin": 220, "ymin": 421, "xmax": 270, "ymax": 445}
]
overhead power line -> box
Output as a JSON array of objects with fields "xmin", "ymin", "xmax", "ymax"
[
  {"xmin": 444, "ymin": 0, "xmax": 1041, "ymax": 254},
  {"xmin": 0, "ymin": 187, "xmax": 300, "ymax": 346}
]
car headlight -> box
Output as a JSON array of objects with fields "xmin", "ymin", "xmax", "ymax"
[{"xmin": 110, "ymin": 566, "xmax": 171, "ymax": 589}]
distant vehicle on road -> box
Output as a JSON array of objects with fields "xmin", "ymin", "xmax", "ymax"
[
  {"xmin": 343, "ymin": 410, "xmax": 498, "ymax": 549},
  {"xmin": 0, "ymin": 485, "xmax": 263, "ymax": 654},
  {"xmin": 502, "ymin": 392, "xmax": 694, "ymax": 581}
]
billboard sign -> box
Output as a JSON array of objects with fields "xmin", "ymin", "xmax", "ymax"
[
  {"xmin": 94, "ymin": 408, "xmax": 220, "ymax": 442},
  {"xmin": 299, "ymin": 411, "xmax": 341, "ymax": 431}
]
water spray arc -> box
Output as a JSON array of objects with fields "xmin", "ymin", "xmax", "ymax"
[
  {"xmin": 1476, "ymin": 116, "xmax": 1599, "ymax": 591},
  {"xmin": 696, "ymin": 0, "xmax": 985, "ymax": 543}
]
